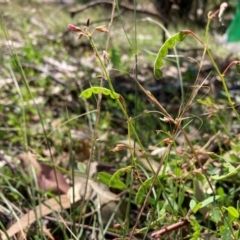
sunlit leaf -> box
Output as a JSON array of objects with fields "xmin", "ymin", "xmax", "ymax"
[
  {"xmin": 190, "ymin": 219, "xmax": 201, "ymax": 240},
  {"xmin": 190, "ymin": 199, "xmax": 196, "ymax": 210},
  {"xmin": 193, "ymin": 202, "xmax": 202, "ymax": 214},
  {"xmin": 98, "ymin": 170, "xmax": 127, "ymax": 190},
  {"xmin": 200, "ymin": 195, "xmax": 221, "ymax": 208},
  {"xmin": 227, "ymin": 206, "xmax": 239, "ymax": 218},
  {"xmin": 109, "ymin": 166, "xmax": 132, "ymax": 189},
  {"xmin": 80, "ymin": 87, "xmax": 119, "ymax": 99}
]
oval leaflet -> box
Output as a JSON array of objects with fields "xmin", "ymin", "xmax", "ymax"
[
  {"xmin": 154, "ymin": 31, "xmax": 187, "ymax": 79},
  {"xmin": 80, "ymin": 87, "xmax": 119, "ymax": 99}
]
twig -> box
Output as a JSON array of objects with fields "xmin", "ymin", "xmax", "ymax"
[
  {"xmin": 69, "ymin": 0, "xmax": 166, "ymax": 24},
  {"xmin": 151, "ymin": 220, "xmax": 189, "ymax": 239}
]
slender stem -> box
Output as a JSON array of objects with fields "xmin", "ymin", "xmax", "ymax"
[
  {"xmin": 88, "ymin": 34, "xmax": 156, "ymax": 177},
  {"xmin": 222, "ymin": 61, "xmax": 240, "ymax": 76},
  {"xmin": 206, "ymin": 48, "xmax": 240, "ymax": 122}
]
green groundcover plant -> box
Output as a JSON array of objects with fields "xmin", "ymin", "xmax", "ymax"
[{"xmin": 1, "ymin": 1, "xmax": 240, "ymax": 240}]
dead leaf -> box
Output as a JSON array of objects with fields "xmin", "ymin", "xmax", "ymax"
[
  {"xmin": 109, "ymin": 144, "xmax": 132, "ymax": 152},
  {"xmin": 67, "ymin": 179, "xmax": 92, "ymax": 203},
  {"xmin": 88, "ymin": 180, "xmax": 120, "ymax": 203},
  {"xmin": 67, "ymin": 178, "xmax": 123, "ymax": 226},
  {"xmin": 42, "ymin": 226, "xmax": 55, "ymax": 240},
  {"xmin": 19, "ymin": 152, "xmax": 70, "ymax": 194},
  {"xmin": 39, "ymin": 163, "xmax": 70, "ymax": 194},
  {"xmin": 1, "ymin": 195, "xmax": 70, "ymax": 240}
]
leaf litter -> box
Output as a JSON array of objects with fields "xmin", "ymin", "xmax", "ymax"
[{"xmin": 0, "ymin": 1, "xmax": 240, "ymax": 239}]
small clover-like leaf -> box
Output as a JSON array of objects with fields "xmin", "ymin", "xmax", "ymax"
[
  {"xmin": 166, "ymin": 38, "xmax": 175, "ymax": 48},
  {"xmin": 102, "ymin": 88, "xmax": 111, "ymax": 95},
  {"xmin": 193, "ymin": 202, "xmax": 202, "ymax": 213},
  {"xmin": 92, "ymin": 87, "xmax": 100, "ymax": 94},
  {"xmin": 226, "ymin": 206, "xmax": 239, "ymax": 218},
  {"xmin": 110, "ymin": 92, "xmax": 119, "ymax": 99},
  {"xmin": 109, "ymin": 166, "xmax": 132, "ymax": 189},
  {"xmin": 228, "ymin": 206, "xmax": 239, "ymax": 218},
  {"xmin": 80, "ymin": 89, "xmax": 93, "ymax": 98},
  {"xmin": 154, "ymin": 31, "xmax": 187, "ymax": 79},
  {"xmin": 80, "ymin": 87, "xmax": 119, "ymax": 99}
]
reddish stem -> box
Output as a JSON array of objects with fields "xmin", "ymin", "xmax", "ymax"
[
  {"xmin": 208, "ymin": 2, "xmax": 228, "ymax": 19},
  {"xmin": 151, "ymin": 220, "xmax": 189, "ymax": 239},
  {"xmin": 183, "ymin": 30, "xmax": 205, "ymax": 46},
  {"xmin": 222, "ymin": 61, "xmax": 240, "ymax": 76}
]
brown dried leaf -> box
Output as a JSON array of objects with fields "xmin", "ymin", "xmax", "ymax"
[
  {"xmin": 67, "ymin": 179, "xmax": 123, "ymax": 226},
  {"xmin": 109, "ymin": 144, "xmax": 129, "ymax": 153},
  {"xmin": 95, "ymin": 26, "xmax": 108, "ymax": 33},
  {"xmin": 42, "ymin": 226, "xmax": 55, "ymax": 240},
  {"xmin": 67, "ymin": 180, "xmax": 92, "ymax": 203},
  {"xmin": 19, "ymin": 152, "xmax": 70, "ymax": 194},
  {"xmin": 1, "ymin": 195, "xmax": 70, "ymax": 240},
  {"xmin": 19, "ymin": 152, "xmax": 42, "ymax": 178},
  {"xmin": 40, "ymin": 163, "xmax": 70, "ymax": 194}
]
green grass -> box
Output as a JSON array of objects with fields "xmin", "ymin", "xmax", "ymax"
[{"xmin": 1, "ymin": 1, "xmax": 240, "ymax": 239}]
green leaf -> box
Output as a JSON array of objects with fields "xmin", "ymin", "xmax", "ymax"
[
  {"xmin": 200, "ymin": 195, "xmax": 221, "ymax": 208},
  {"xmin": 173, "ymin": 167, "xmax": 182, "ymax": 177},
  {"xmin": 223, "ymin": 161, "xmax": 235, "ymax": 172},
  {"xmin": 195, "ymin": 173, "xmax": 205, "ymax": 181},
  {"xmin": 190, "ymin": 199, "xmax": 196, "ymax": 211},
  {"xmin": 190, "ymin": 219, "xmax": 201, "ymax": 240},
  {"xmin": 109, "ymin": 166, "xmax": 132, "ymax": 190},
  {"xmin": 211, "ymin": 208, "xmax": 221, "ymax": 223},
  {"xmin": 109, "ymin": 177, "xmax": 126, "ymax": 190},
  {"xmin": 135, "ymin": 177, "xmax": 154, "ymax": 205},
  {"xmin": 135, "ymin": 175, "xmax": 167, "ymax": 204},
  {"xmin": 227, "ymin": 206, "xmax": 239, "ymax": 218},
  {"xmin": 221, "ymin": 225, "xmax": 232, "ymax": 240},
  {"xmin": 98, "ymin": 172, "xmax": 112, "ymax": 186},
  {"xmin": 80, "ymin": 87, "xmax": 119, "ymax": 99},
  {"xmin": 98, "ymin": 171, "xmax": 126, "ymax": 189},
  {"xmin": 211, "ymin": 165, "xmax": 240, "ymax": 180},
  {"xmin": 193, "ymin": 202, "xmax": 202, "ymax": 213},
  {"xmin": 154, "ymin": 31, "xmax": 187, "ymax": 79}
]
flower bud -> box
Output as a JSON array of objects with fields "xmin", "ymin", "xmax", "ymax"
[
  {"xmin": 86, "ymin": 18, "xmax": 90, "ymax": 27},
  {"xmin": 68, "ymin": 24, "xmax": 82, "ymax": 32},
  {"xmin": 78, "ymin": 33, "xmax": 84, "ymax": 39}
]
